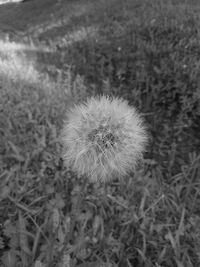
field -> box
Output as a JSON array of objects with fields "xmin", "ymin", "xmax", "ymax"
[{"xmin": 0, "ymin": 0, "xmax": 200, "ymax": 266}]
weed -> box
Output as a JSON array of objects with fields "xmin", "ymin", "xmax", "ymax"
[{"xmin": 0, "ymin": 0, "xmax": 200, "ymax": 266}]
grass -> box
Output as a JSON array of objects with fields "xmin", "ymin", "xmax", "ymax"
[{"xmin": 0, "ymin": 0, "xmax": 200, "ymax": 266}]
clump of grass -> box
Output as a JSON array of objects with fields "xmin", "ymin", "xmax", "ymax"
[
  {"xmin": 0, "ymin": 49, "xmax": 38, "ymax": 85},
  {"xmin": 0, "ymin": 40, "xmax": 89, "ymax": 266}
]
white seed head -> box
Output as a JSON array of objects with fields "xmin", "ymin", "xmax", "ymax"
[{"xmin": 61, "ymin": 95, "xmax": 148, "ymax": 183}]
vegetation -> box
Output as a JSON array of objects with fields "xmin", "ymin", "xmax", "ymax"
[{"xmin": 0, "ymin": 0, "xmax": 200, "ymax": 266}]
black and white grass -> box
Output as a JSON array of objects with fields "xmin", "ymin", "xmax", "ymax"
[{"xmin": 62, "ymin": 95, "xmax": 148, "ymax": 183}]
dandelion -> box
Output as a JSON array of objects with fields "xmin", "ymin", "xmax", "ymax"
[{"xmin": 62, "ymin": 95, "xmax": 148, "ymax": 183}]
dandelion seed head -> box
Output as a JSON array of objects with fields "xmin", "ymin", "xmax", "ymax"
[{"xmin": 62, "ymin": 95, "xmax": 148, "ymax": 183}]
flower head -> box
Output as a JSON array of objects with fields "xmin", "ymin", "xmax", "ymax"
[{"xmin": 62, "ymin": 95, "xmax": 148, "ymax": 183}]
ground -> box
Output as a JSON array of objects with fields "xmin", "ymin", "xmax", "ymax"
[{"xmin": 0, "ymin": 0, "xmax": 200, "ymax": 266}]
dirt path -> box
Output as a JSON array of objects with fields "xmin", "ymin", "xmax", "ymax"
[
  {"xmin": 0, "ymin": 0, "xmax": 142, "ymax": 75},
  {"xmin": 0, "ymin": 0, "xmax": 99, "ymax": 73},
  {"xmin": 0, "ymin": 0, "xmax": 93, "ymax": 39}
]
